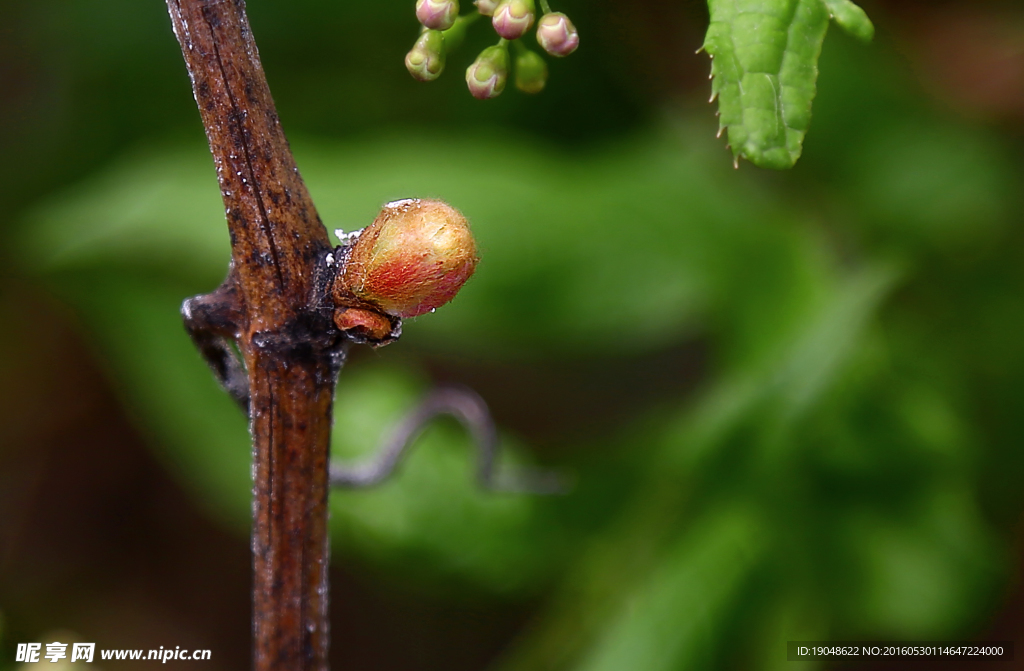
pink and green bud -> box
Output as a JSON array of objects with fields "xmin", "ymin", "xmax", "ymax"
[
  {"xmin": 337, "ymin": 199, "xmax": 479, "ymax": 319},
  {"xmin": 405, "ymin": 30, "xmax": 446, "ymax": 82},
  {"xmin": 416, "ymin": 0, "xmax": 459, "ymax": 31},
  {"xmin": 515, "ymin": 48, "xmax": 547, "ymax": 94},
  {"xmin": 536, "ymin": 12, "xmax": 578, "ymax": 57},
  {"xmin": 492, "ymin": 0, "xmax": 535, "ymax": 40},
  {"xmin": 466, "ymin": 45, "xmax": 509, "ymax": 99},
  {"xmin": 474, "ymin": 0, "xmax": 501, "ymax": 16}
]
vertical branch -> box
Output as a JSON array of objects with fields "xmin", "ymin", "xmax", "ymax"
[
  {"xmin": 166, "ymin": 0, "xmax": 330, "ymax": 318},
  {"xmin": 166, "ymin": 1, "xmax": 335, "ymax": 668}
]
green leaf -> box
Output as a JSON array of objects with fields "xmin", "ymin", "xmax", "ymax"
[
  {"xmin": 842, "ymin": 484, "xmax": 1004, "ymax": 637},
  {"xmin": 661, "ymin": 263, "xmax": 898, "ymax": 471},
  {"xmin": 845, "ymin": 122, "xmax": 1014, "ymax": 245},
  {"xmin": 576, "ymin": 505, "xmax": 763, "ymax": 671},
  {"xmin": 822, "ymin": 0, "xmax": 874, "ymax": 42},
  {"xmin": 704, "ymin": 0, "xmax": 873, "ymax": 169}
]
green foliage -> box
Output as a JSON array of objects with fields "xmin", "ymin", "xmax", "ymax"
[
  {"xmin": 704, "ymin": 0, "xmax": 873, "ymax": 169},
  {"xmin": 577, "ymin": 506, "xmax": 764, "ymax": 671},
  {"xmin": 822, "ymin": 0, "xmax": 874, "ymax": 42},
  {"xmin": 23, "ymin": 128, "xmax": 828, "ymax": 594}
]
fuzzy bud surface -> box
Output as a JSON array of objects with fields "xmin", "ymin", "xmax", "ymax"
[{"xmin": 339, "ymin": 199, "xmax": 478, "ymax": 318}]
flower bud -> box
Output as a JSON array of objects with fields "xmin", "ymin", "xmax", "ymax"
[
  {"xmin": 405, "ymin": 30, "xmax": 447, "ymax": 82},
  {"xmin": 416, "ymin": 0, "xmax": 459, "ymax": 31},
  {"xmin": 466, "ymin": 45, "xmax": 509, "ymax": 99},
  {"xmin": 336, "ymin": 199, "xmax": 478, "ymax": 318},
  {"xmin": 492, "ymin": 0, "xmax": 535, "ymax": 40},
  {"xmin": 474, "ymin": 0, "xmax": 501, "ymax": 16},
  {"xmin": 514, "ymin": 48, "xmax": 547, "ymax": 93},
  {"xmin": 536, "ymin": 12, "xmax": 578, "ymax": 57}
]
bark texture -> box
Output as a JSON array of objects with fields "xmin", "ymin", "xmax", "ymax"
[{"xmin": 166, "ymin": 1, "xmax": 337, "ymax": 668}]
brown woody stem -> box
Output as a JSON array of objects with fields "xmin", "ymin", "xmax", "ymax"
[{"xmin": 166, "ymin": 0, "xmax": 339, "ymax": 668}]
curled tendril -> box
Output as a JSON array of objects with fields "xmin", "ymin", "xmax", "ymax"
[{"xmin": 330, "ymin": 386, "xmax": 567, "ymax": 494}]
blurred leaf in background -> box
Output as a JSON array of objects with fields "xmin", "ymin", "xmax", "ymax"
[{"xmin": 2, "ymin": 0, "xmax": 1024, "ymax": 669}]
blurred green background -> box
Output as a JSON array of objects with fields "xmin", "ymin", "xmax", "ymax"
[{"xmin": 1, "ymin": 0, "xmax": 1022, "ymax": 669}]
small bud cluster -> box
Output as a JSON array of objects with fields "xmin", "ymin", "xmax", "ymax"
[{"xmin": 405, "ymin": 0, "xmax": 578, "ymax": 98}]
